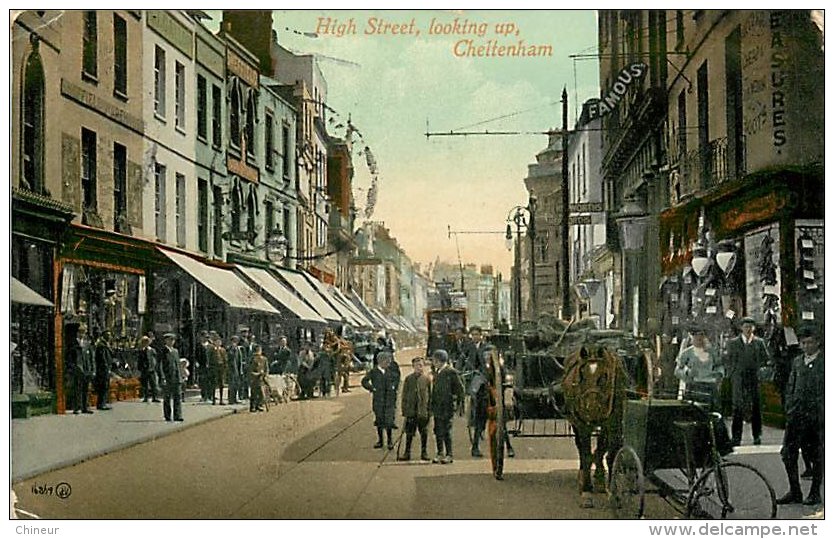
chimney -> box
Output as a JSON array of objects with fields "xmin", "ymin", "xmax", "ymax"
[{"xmin": 222, "ymin": 10, "xmax": 275, "ymax": 76}]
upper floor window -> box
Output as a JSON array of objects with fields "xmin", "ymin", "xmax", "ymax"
[
  {"xmin": 198, "ymin": 178, "xmax": 208, "ymax": 252},
  {"xmin": 81, "ymin": 128, "xmax": 97, "ymax": 212},
  {"xmin": 281, "ymin": 123, "xmax": 291, "ymax": 179},
  {"xmin": 197, "ymin": 74, "xmax": 207, "ymax": 141},
  {"xmin": 245, "ymin": 92, "xmax": 256, "ymax": 158},
  {"xmin": 82, "ymin": 11, "xmax": 98, "ymax": 81},
  {"xmin": 113, "ymin": 142, "xmax": 127, "ymax": 232},
  {"xmin": 154, "ymin": 46, "xmax": 166, "ymax": 117},
  {"xmin": 21, "ymin": 49, "xmax": 45, "ymax": 194},
  {"xmin": 175, "ymin": 173, "xmax": 186, "ymax": 247},
  {"xmin": 211, "ymin": 84, "xmax": 222, "ymax": 148},
  {"xmin": 113, "ymin": 14, "xmax": 127, "ymax": 97},
  {"xmin": 154, "ymin": 163, "xmax": 167, "ymax": 240},
  {"xmin": 175, "ymin": 62, "xmax": 186, "ymax": 131},
  {"xmin": 230, "ymin": 83, "xmax": 241, "ymax": 149},
  {"xmin": 676, "ymin": 10, "xmax": 685, "ymax": 50},
  {"xmin": 265, "ymin": 111, "xmax": 275, "ymax": 170}
]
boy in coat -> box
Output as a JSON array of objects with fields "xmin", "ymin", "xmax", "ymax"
[
  {"xmin": 399, "ymin": 357, "xmax": 432, "ymax": 461},
  {"xmin": 361, "ymin": 351, "xmax": 400, "ymax": 449},
  {"xmin": 430, "ymin": 349, "xmax": 464, "ymax": 464}
]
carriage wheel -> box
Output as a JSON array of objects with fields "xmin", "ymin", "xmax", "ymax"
[
  {"xmin": 609, "ymin": 446, "xmax": 645, "ymax": 519},
  {"xmin": 686, "ymin": 462, "xmax": 777, "ymax": 519},
  {"xmin": 491, "ymin": 381, "xmax": 505, "ymax": 480}
]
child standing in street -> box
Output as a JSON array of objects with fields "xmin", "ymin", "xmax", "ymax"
[
  {"xmin": 430, "ymin": 349, "xmax": 464, "ymax": 464},
  {"xmin": 399, "ymin": 357, "xmax": 432, "ymax": 461}
]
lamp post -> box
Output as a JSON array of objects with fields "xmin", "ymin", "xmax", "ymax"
[{"xmin": 505, "ymin": 193, "xmax": 537, "ymax": 327}]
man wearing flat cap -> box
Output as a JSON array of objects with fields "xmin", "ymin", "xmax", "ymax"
[
  {"xmin": 159, "ymin": 333, "xmax": 183, "ymax": 422},
  {"xmin": 777, "ymin": 324, "xmax": 824, "ymax": 506},
  {"xmin": 724, "ymin": 317, "xmax": 770, "ymax": 446}
]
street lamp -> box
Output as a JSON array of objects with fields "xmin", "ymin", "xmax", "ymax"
[{"xmin": 505, "ymin": 193, "xmax": 537, "ymax": 327}]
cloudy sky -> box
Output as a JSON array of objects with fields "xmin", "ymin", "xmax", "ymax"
[{"xmin": 220, "ymin": 9, "xmax": 600, "ymax": 277}]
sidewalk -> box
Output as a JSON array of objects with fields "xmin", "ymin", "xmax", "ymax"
[{"xmin": 11, "ymin": 393, "xmax": 248, "ymax": 482}]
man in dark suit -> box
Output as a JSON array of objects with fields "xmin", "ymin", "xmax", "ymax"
[
  {"xmin": 462, "ymin": 325, "xmax": 487, "ymax": 374},
  {"xmin": 159, "ymin": 333, "xmax": 184, "ymax": 422},
  {"xmin": 94, "ymin": 330, "xmax": 114, "ymax": 410},
  {"xmin": 430, "ymin": 349, "xmax": 464, "ymax": 464},
  {"xmin": 724, "ymin": 317, "xmax": 770, "ymax": 446},
  {"xmin": 777, "ymin": 325, "xmax": 824, "ymax": 506},
  {"xmin": 69, "ymin": 324, "xmax": 95, "ymax": 414}
]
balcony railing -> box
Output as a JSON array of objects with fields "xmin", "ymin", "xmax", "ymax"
[{"xmin": 674, "ymin": 137, "xmax": 746, "ymax": 201}]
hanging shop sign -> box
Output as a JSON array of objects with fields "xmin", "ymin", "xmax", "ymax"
[{"xmin": 588, "ymin": 63, "xmax": 647, "ymax": 119}]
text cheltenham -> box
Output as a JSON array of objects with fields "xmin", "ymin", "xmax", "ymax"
[{"xmin": 454, "ymin": 39, "xmax": 553, "ymax": 58}]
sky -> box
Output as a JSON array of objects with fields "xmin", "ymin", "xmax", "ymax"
[{"xmin": 218, "ymin": 9, "xmax": 601, "ymax": 277}]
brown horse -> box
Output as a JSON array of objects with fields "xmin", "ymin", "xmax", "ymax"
[{"xmin": 562, "ymin": 345, "xmax": 628, "ymax": 506}]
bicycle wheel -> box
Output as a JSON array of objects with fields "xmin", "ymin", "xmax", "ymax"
[
  {"xmin": 686, "ymin": 462, "xmax": 777, "ymax": 519},
  {"xmin": 609, "ymin": 446, "xmax": 645, "ymax": 519}
]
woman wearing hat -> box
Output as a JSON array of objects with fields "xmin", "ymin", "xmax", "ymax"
[{"xmin": 674, "ymin": 324, "xmax": 724, "ymax": 408}]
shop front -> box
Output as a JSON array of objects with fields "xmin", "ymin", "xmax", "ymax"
[{"xmin": 658, "ymin": 166, "xmax": 823, "ymax": 425}]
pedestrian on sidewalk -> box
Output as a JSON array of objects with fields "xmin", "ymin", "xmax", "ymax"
[
  {"xmin": 361, "ymin": 351, "xmax": 399, "ymax": 450},
  {"xmin": 724, "ymin": 317, "xmax": 770, "ymax": 446},
  {"xmin": 430, "ymin": 349, "xmax": 464, "ymax": 464},
  {"xmin": 226, "ymin": 335, "xmax": 243, "ymax": 405},
  {"xmin": 273, "ymin": 336, "xmax": 294, "ymax": 375},
  {"xmin": 93, "ymin": 330, "xmax": 114, "ymax": 410},
  {"xmin": 674, "ymin": 324, "xmax": 724, "ymax": 408},
  {"xmin": 249, "ymin": 345, "xmax": 268, "ymax": 412},
  {"xmin": 69, "ymin": 324, "xmax": 95, "ymax": 414},
  {"xmin": 777, "ymin": 324, "xmax": 824, "ymax": 506},
  {"xmin": 197, "ymin": 331, "xmax": 212, "ymax": 402},
  {"xmin": 399, "ymin": 357, "xmax": 432, "ymax": 461},
  {"xmin": 209, "ymin": 335, "xmax": 227, "ymax": 405},
  {"xmin": 159, "ymin": 333, "xmax": 183, "ymax": 422},
  {"xmin": 138, "ymin": 336, "xmax": 160, "ymax": 403}
]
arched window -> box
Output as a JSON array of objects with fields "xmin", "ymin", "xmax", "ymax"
[
  {"xmin": 245, "ymin": 91, "xmax": 256, "ymax": 158},
  {"xmin": 231, "ymin": 178, "xmax": 242, "ymax": 234},
  {"xmin": 229, "ymin": 82, "xmax": 241, "ymax": 149},
  {"xmin": 21, "ymin": 48, "xmax": 45, "ymax": 193},
  {"xmin": 246, "ymin": 188, "xmax": 256, "ymax": 239}
]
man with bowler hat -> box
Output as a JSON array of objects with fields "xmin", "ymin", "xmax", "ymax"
[
  {"xmin": 776, "ymin": 325, "xmax": 824, "ymax": 506},
  {"xmin": 159, "ymin": 333, "xmax": 184, "ymax": 422},
  {"xmin": 724, "ymin": 316, "xmax": 770, "ymax": 445},
  {"xmin": 69, "ymin": 324, "xmax": 95, "ymax": 414}
]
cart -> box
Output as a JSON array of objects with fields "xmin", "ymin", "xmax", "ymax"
[{"xmin": 608, "ymin": 398, "xmax": 777, "ymax": 519}]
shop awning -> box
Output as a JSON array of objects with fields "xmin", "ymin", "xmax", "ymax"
[
  {"xmin": 349, "ymin": 293, "xmax": 387, "ymax": 329},
  {"xmin": 274, "ymin": 268, "xmax": 341, "ymax": 322},
  {"xmin": 160, "ymin": 249, "xmax": 277, "ymax": 314},
  {"xmin": 11, "ymin": 277, "xmax": 53, "ymax": 307},
  {"xmin": 236, "ymin": 266, "xmax": 326, "ymax": 323},
  {"xmin": 302, "ymin": 273, "xmax": 364, "ymax": 326},
  {"xmin": 329, "ymin": 286, "xmax": 376, "ymax": 328},
  {"xmin": 371, "ymin": 308, "xmax": 399, "ymax": 331}
]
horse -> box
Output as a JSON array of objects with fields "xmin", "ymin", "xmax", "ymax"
[{"xmin": 562, "ymin": 345, "xmax": 629, "ymax": 507}]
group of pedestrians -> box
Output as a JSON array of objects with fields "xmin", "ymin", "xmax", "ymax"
[{"xmin": 672, "ymin": 317, "xmax": 824, "ymax": 507}]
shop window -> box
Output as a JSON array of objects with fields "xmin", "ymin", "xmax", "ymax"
[
  {"xmin": 21, "ymin": 49, "xmax": 45, "ymax": 194},
  {"xmin": 82, "ymin": 11, "xmax": 98, "ymax": 81},
  {"xmin": 113, "ymin": 13, "xmax": 127, "ymax": 98},
  {"xmin": 197, "ymin": 74, "xmax": 207, "ymax": 141}
]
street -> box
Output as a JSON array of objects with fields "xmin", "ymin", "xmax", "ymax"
[{"xmin": 13, "ymin": 354, "xmax": 683, "ymax": 520}]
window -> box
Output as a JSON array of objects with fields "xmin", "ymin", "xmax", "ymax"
[
  {"xmin": 697, "ymin": 61, "xmax": 709, "ymax": 168},
  {"xmin": 231, "ymin": 183, "xmax": 242, "ymax": 233},
  {"xmin": 265, "ymin": 111, "xmax": 275, "ymax": 170},
  {"xmin": 247, "ymin": 190, "xmax": 256, "ymax": 239},
  {"xmin": 154, "ymin": 46, "xmax": 166, "ymax": 117},
  {"xmin": 176, "ymin": 173, "xmax": 186, "ymax": 247},
  {"xmin": 113, "ymin": 143, "xmax": 127, "ymax": 231},
  {"xmin": 197, "ymin": 75, "xmax": 207, "ymax": 141},
  {"xmin": 230, "ymin": 84, "xmax": 241, "ymax": 148},
  {"xmin": 198, "ymin": 178, "xmax": 208, "ymax": 252},
  {"xmin": 213, "ymin": 185, "xmax": 223, "ymax": 255},
  {"xmin": 175, "ymin": 62, "xmax": 185, "ymax": 130},
  {"xmin": 113, "ymin": 14, "xmax": 127, "ymax": 97},
  {"xmin": 81, "ymin": 128, "xmax": 97, "ymax": 211},
  {"xmin": 265, "ymin": 201, "xmax": 274, "ymax": 236},
  {"xmin": 677, "ymin": 90, "xmax": 687, "ymax": 158},
  {"xmin": 676, "ymin": 10, "xmax": 685, "ymax": 50},
  {"xmin": 21, "ymin": 50, "xmax": 44, "ymax": 193},
  {"xmin": 154, "ymin": 163, "xmax": 167, "ymax": 240},
  {"xmin": 281, "ymin": 123, "xmax": 290, "ymax": 179},
  {"xmin": 82, "ymin": 11, "xmax": 97, "ymax": 80},
  {"xmin": 212, "ymin": 84, "xmax": 222, "ymax": 148},
  {"xmin": 245, "ymin": 92, "xmax": 256, "ymax": 157}
]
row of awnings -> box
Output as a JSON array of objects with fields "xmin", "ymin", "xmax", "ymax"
[{"xmin": 159, "ymin": 248, "xmax": 421, "ymax": 331}]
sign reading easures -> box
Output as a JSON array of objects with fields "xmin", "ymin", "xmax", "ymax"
[{"xmin": 587, "ymin": 63, "xmax": 647, "ymax": 120}]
